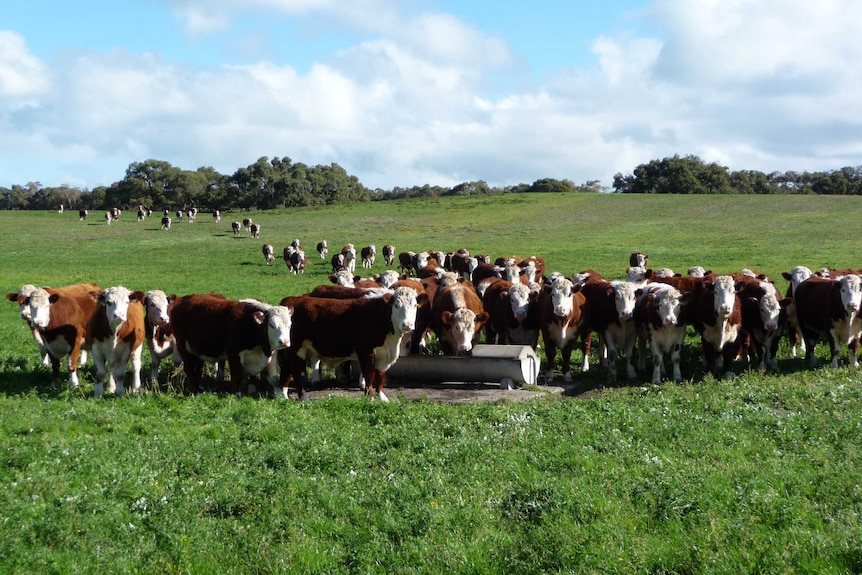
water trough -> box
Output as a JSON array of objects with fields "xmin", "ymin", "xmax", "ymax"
[{"xmin": 387, "ymin": 344, "xmax": 540, "ymax": 389}]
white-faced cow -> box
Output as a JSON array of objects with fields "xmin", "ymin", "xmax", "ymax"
[
  {"xmin": 263, "ymin": 243, "xmax": 275, "ymax": 265},
  {"xmin": 450, "ymin": 253, "xmax": 479, "ymax": 282},
  {"xmin": 578, "ymin": 277, "xmax": 640, "ymax": 384},
  {"xmin": 735, "ymin": 275, "xmax": 791, "ymax": 371},
  {"xmin": 430, "ymin": 282, "xmax": 489, "ymax": 355},
  {"xmin": 161, "ymin": 216, "xmax": 171, "ymax": 230},
  {"xmin": 361, "ymin": 245, "xmax": 376, "ymax": 269},
  {"xmin": 781, "ymin": 265, "xmax": 813, "ymax": 358},
  {"xmin": 242, "ymin": 217, "xmax": 253, "ymax": 232},
  {"xmin": 342, "ymin": 244, "xmax": 357, "ymax": 273},
  {"xmin": 317, "ymin": 240, "xmax": 329, "ymax": 259},
  {"xmin": 231, "ymin": 221, "xmax": 241, "ymax": 236},
  {"xmin": 794, "ymin": 274, "xmax": 862, "ymax": 368},
  {"xmin": 79, "ymin": 209, "xmax": 88, "ymax": 221},
  {"xmin": 187, "ymin": 207, "xmax": 197, "ymax": 222},
  {"xmin": 482, "ymin": 280, "xmax": 541, "ymax": 348},
  {"xmin": 537, "ymin": 276, "xmax": 589, "ymax": 383},
  {"xmin": 250, "ymin": 223, "xmax": 261, "ymax": 239},
  {"xmin": 382, "ymin": 244, "xmax": 396, "ymax": 266},
  {"xmin": 634, "ymin": 284, "xmax": 690, "ymax": 383},
  {"xmin": 169, "ymin": 294, "xmax": 293, "ymax": 395},
  {"xmin": 143, "ymin": 289, "xmax": 180, "ymax": 383},
  {"xmin": 86, "ymin": 286, "xmax": 146, "ymax": 398},
  {"xmin": 27, "ymin": 286, "xmax": 101, "ymax": 389},
  {"xmin": 285, "ymin": 246, "xmax": 306, "ymax": 275},
  {"xmin": 213, "ymin": 209, "xmax": 221, "ymax": 223},
  {"xmin": 278, "ymin": 287, "xmax": 425, "ymax": 401},
  {"xmin": 692, "ymin": 275, "xmax": 745, "ymax": 378}
]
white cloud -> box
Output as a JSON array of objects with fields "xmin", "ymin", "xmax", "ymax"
[{"xmin": 0, "ymin": 31, "xmax": 50, "ymax": 100}]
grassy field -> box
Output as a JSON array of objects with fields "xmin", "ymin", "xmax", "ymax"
[{"xmin": 2, "ymin": 193, "xmax": 862, "ymax": 573}]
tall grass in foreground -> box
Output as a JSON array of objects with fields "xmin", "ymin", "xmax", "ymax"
[{"xmin": 2, "ymin": 194, "xmax": 862, "ymax": 573}]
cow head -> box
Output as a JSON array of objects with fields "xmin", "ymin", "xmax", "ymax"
[
  {"xmin": 688, "ymin": 266, "xmax": 707, "ymax": 277},
  {"xmin": 441, "ymin": 308, "xmax": 490, "ymax": 354},
  {"xmin": 8, "ymin": 284, "xmax": 38, "ymax": 321},
  {"xmin": 249, "ymin": 303, "xmax": 292, "ymax": 351},
  {"xmin": 837, "ymin": 274, "xmax": 862, "ymax": 314},
  {"xmin": 507, "ymin": 283, "xmax": 533, "ymax": 321},
  {"xmin": 379, "ymin": 270, "xmax": 401, "ymax": 289},
  {"xmin": 331, "ymin": 270, "xmax": 356, "ymax": 287},
  {"xmin": 710, "ymin": 276, "xmax": 738, "ymax": 318},
  {"xmin": 612, "ymin": 281, "xmax": 638, "ymax": 321},
  {"xmin": 27, "ymin": 288, "xmax": 58, "ymax": 330},
  {"xmin": 549, "ymin": 277, "xmax": 581, "ymax": 318},
  {"xmin": 654, "ymin": 287, "xmax": 688, "ymax": 326},
  {"xmin": 389, "ymin": 286, "xmax": 426, "ymax": 334},
  {"xmin": 100, "ymin": 286, "xmax": 145, "ymax": 329},
  {"xmin": 145, "ymin": 289, "xmax": 174, "ymax": 326},
  {"xmin": 782, "ymin": 266, "xmax": 812, "ymax": 295}
]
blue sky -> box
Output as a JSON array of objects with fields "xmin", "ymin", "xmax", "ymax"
[{"xmin": 2, "ymin": 0, "xmax": 861, "ymax": 191}]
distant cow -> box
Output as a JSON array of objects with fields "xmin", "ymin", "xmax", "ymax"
[
  {"xmin": 161, "ymin": 216, "xmax": 171, "ymax": 230},
  {"xmin": 79, "ymin": 209, "xmax": 88, "ymax": 221},
  {"xmin": 86, "ymin": 286, "xmax": 146, "ymax": 398},
  {"xmin": 382, "ymin": 244, "xmax": 396, "ymax": 266},
  {"xmin": 285, "ymin": 246, "xmax": 306, "ymax": 275},
  {"xmin": 794, "ymin": 274, "xmax": 862, "ymax": 368},
  {"xmin": 450, "ymin": 253, "xmax": 479, "ymax": 282},
  {"xmin": 137, "ymin": 207, "xmax": 146, "ymax": 221},
  {"xmin": 430, "ymin": 282, "xmax": 489, "ymax": 355},
  {"xmin": 630, "ymin": 251, "xmax": 649, "ymax": 269},
  {"xmin": 187, "ymin": 207, "xmax": 197, "ymax": 222},
  {"xmin": 169, "ymin": 294, "xmax": 293, "ymax": 395},
  {"xmin": 537, "ymin": 276, "xmax": 589, "ymax": 383},
  {"xmin": 317, "ymin": 240, "xmax": 329, "ymax": 259},
  {"xmin": 250, "ymin": 223, "xmax": 261, "ymax": 239},
  {"xmin": 213, "ymin": 209, "xmax": 221, "ymax": 223},
  {"xmin": 331, "ymin": 252, "xmax": 347, "ymax": 273},
  {"xmin": 361, "ymin": 245, "xmax": 376, "ymax": 269},
  {"xmin": 634, "ymin": 284, "xmax": 690, "ymax": 383},
  {"xmin": 398, "ymin": 251, "xmax": 417, "ymax": 276},
  {"xmin": 342, "ymin": 244, "xmax": 357, "ymax": 273},
  {"xmin": 278, "ymin": 287, "xmax": 425, "ymax": 401},
  {"xmin": 231, "ymin": 221, "xmax": 242, "ymax": 236},
  {"xmin": 27, "ymin": 286, "xmax": 100, "ymax": 388},
  {"xmin": 262, "ymin": 243, "xmax": 275, "ymax": 265},
  {"xmin": 242, "ymin": 217, "xmax": 253, "ymax": 232}
]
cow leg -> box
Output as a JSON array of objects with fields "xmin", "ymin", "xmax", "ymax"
[
  {"xmin": 671, "ymin": 343, "xmax": 683, "ymax": 382},
  {"xmin": 604, "ymin": 336, "xmax": 618, "ymax": 385},
  {"xmin": 849, "ymin": 337, "xmax": 860, "ymax": 369},
  {"xmin": 579, "ymin": 333, "xmax": 592, "ymax": 373},
  {"xmin": 560, "ymin": 344, "xmax": 574, "ymax": 382},
  {"xmin": 67, "ymin": 336, "xmax": 85, "ymax": 390},
  {"xmin": 650, "ymin": 340, "xmax": 663, "ymax": 383},
  {"xmin": 92, "ymin": 347, "xmax": 109, "ymax": 398},
  {"xmin": 625, "ymin": 339, "xmax": 638, "ymax": 381},
  {"xmin": 544, "ymin": 340, "xmax": 558, "ymax": 384},
  {"xmin": 127, "ymin": 345, "xmax": 143, "ymax": 394},
  {"xmin": 227, "ymin": 356, "xmax": 247, "ymax": 396},
  {"xmin": 182, "ymin": 355, "xmax": 205, "ymax": 394}
]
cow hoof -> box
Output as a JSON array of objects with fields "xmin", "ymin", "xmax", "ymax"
[
  {"xmin": 563, "ymin": 372, "xmax": 573, "ymax": 383},
  {"xmin": 500, "ymin": 377, "xmax": 514, "ymax": 390},
  {"xmin": 544, "ymin": 371, "xmax": 555, "ymax": 384},
  {"xmin": 377, "ymin": 391, "xmax": 389, "ymax": 403},
  {"xmin": 94, "ymin": 383, "xmax": 104, "ymax": 398}
]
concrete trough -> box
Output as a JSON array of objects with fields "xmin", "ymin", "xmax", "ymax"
[{"xmin": 387, "ymin": 344, "xmax": 540, "ymax": 389}]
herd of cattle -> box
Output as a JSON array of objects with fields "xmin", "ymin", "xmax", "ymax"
[{"xmin": 7, "ymin": 242, "xmax": 862, "ymax": 401}]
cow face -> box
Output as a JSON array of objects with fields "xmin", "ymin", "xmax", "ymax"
[
  {"xmin": 389, "ymin": 287, "xmax": 424, "ymax": 333},
  {"xmin": 145, "ymin": 290, "xmax": 173, "ymax": 326},
  {"xmin": 783, "ymin": 266, "xmax": 812, "ymax": 294},
  {"xmin": 837, "ymin": 274, "xmax": 862, "ymax": 314},
  {"xmin": 656, "ymin": 288, "xmax": 687, "ymax": 326},
  {"xmin": 756, "ymin": 293, "xmax": 783, "ymax": 331},
  {"xmin": 550, "ymin": 277, "xmax": 577, "ymax": 318},
  {"xmin": 441, "ymin": 308, "xmax": 490, "ymax": 354},
  {"xmin": 258, "ymin": 305, "xmax": 292, "ymax": 351},
  {"xmin": 8, "ymin": 284, "xmax": 38, "ymax": 321},
  {"xmin": 507, "ymin": 283, "xmax": 532, "ymax": 321},
  {"xmin": 613, "ymin": 282, "xmax": 638, "ymax": 320},
  {"xmin": 101, "ymin": 286, "xmax": 144, "ymax": 329},
  {"xmin": 28, "ymin": 288, "xmax": 61, "ymax": 330},
  {"xmin": 379, "ymin": 270, "xmax": 401, "ymax": 289},
  {"xmin": 332, "ymin": 270, "xmax": 355, "ymax": 287},
  {"xmin": 711, "ymin": 276, "xmax": 738, "ymax": 318}
]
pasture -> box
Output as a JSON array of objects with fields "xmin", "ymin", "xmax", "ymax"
[{"xmin": 2, "ymin": 194, "xmax": 862, "ymax": 573}]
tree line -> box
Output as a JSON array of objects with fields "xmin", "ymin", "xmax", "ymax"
[{"xmin": 2, "ymin": 154, "xmax": 860, "ymax": 212}]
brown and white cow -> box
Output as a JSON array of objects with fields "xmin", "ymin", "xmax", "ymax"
[
  {"xmin": 27, "ymin": 285, "xmax": 101, "ymax": 388},
  {"xmin": 578, "ymin": 277, "xmax": 640, "ymax": 384},
  {"xmin": 634, "ymin": 284, "xmax": 690, "ymax": 383},
  {"xmin": 213, "ymin": 209, "xmax": 221, "ymax": 223},
  {"xmin": 537, "ymin": 276, "xmax": 589, "ymax": 383},
  {"xmin": 86, "ymin": 286, "xmax": 146, "ymax": 397},
  {"xmin": 143, "ymin": 289, "xmax": 179, "ymax": 383},
  {"xmin": 169, "ymin": 294, "xmax": 293, "ymax": 395},
  {"xmin": 794, "ymin": 274, "xmax": 862, "ymax": 368},
  {"xmin": 79, "ymin": 209, "xmax": 88, "ymax": 221},
  {"xmin": 360, "ymin": 245, "xmax": 376, "ymax": 269},
  {"xmin": 482, "ymin": 280, "xmax": 541, "ymax": 348},
  {"xmin": 250, "ymin": 223, "xmax": 261, "ymax": 239},
  {"xmin": 450, "ymin": 253, "xmax": 479, "ymax": 282},
  {"xmin": 398, "ymin": 251, "xmax": 417, "ymax": 276},
  {"xmin": 342, "ymin": 244, "xmax": 357, "ymax": 273},
  {"xmin": 329, "ymin": 270, "xmax": 360, "ymax": 287},
  {"xmin": 278, "ymin": 287, "xmax": 425, "ymax": 401},
  {"xmin": 284, "ymin": 246, "xmax": 306, "ymax": 274},
  {"xmin": 692, "ymin": 275, "xmax": 745, "ymax": 378},
  {"xmin": 630, "ymin": 251, "xmax": 649, "ymax": 269},
  {"xmin": 316, "ymin": 240, "xmax": 329, "ymax": 259},
  {"xmin": 430, "ymin": 282, "xmax": 489, "ymax": 355},
  {"xmin": 161, "ymin": 216, "xmax": 171, "ymax": 230},
  {"xmin": 242, "ymin": 217, "xmax": 253, "ymax": 232},
  {"xmin": 781, "ymin": 265, "xmax": 813, "ymax": 358},
  {"xmin": 382, "ymin": 244, "xmax": 395, "ymax": 266},
  {"xmin": 262, "ymin": 243, "xmax": 275, "ymax": 265},
  {"xmin": 735, "ymin": 275, "xmax": 791, "ymax": 371},
  {"xmin": 231, "ymin": 221, "xmax": 242, "ymax": 236}
]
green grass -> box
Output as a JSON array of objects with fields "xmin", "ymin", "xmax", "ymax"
[{"xmin": 2, "ymin": 194, "xmax": 862, "ymax": 573}]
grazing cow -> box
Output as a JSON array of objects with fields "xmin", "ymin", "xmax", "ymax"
[
  {"xmin": 634, "ymin": 284, "xmax": 690, "ymax": 383},
  {"xmin": 430, "ymin": 282, "xmax": 489, "ymax": 355},
  {"xmin": 161, "ymin": 216, "xmax": 171, "ymax": 230},
  {"xmin": 630, "ymin": 251, "xmax": 649, "ymax": 269},
  {"xmin": 242, "ymin": 217, "xmax": 253, "ymax": 232},
  {"xmin": 143, "ymin": 289, "xmax": 179, "ymax": 383},
  {"xmin": 342, "ymin": 244, "xmax": 357, "ymax": 273},
  {"xmin": 483, "ymin": 281, "xmax": 541, "ymax": 347},
  {"xmin": 736, "ymin": 276, "xmax": 791, "ymax": 371},
  {"xmin": 781, "ymin": 265, "xmax": 814, "ymax": 357},
  {"xmin": 250, "ymin": 223, "xmax": 261, "ymax": 239},
  {"xmin": 79, "ymin": 209, "xmax": 88, "ymax": 221},
  {"xmin": 538, "ymin": 276, "xmax": 589, "ymax": 383},
  {"xmin": 262, "ymin": 243, "xmax": 275, "ymax": 265},
  {"xmin": 450, "ymin": 253, "xmax": 479, "ymax": 281},
  {"xmin": 692, "ymin": 275, "xmax": 745, "ymax": 378},
  {"xmin": 382, "ymin": 244, "xmax": 396, "ymax": 266},
  {"xmin": 27, "ymin": 286, "xmax": 101, "ymax": 388},
  {"xmin": 86, "ymin": 286, "xmax": 146, "ymax": 398},
  {"xmin": 794, "ymin": 274, "xmax": 862, "ymax": 368},
  {"xmin": 8, "ymin": 282, "xmax": 99, "ymax": 368},
  {"xmin": 278, "ymin": 287, "xmax": 425, "ymax": 401},
  {"xmin": 578, "ymin": 277, "xmax": 640, "ymax": 384},
  {"xmin": 361, "ymin": 245, "xmax": 377, "ymax": 269},
  {"xmin": 317, "ymin": 240, "xmax": 329, "ymax": 259},
  {"xmin": 285, "ymin": 246, "xmax": 306, "ymax": 275},
  {"xmin": 169, "ymin": 294, "xmax": 293, "ymax": 395},
  {"xmin": 213, "ymin": 209, "xmax": 221, "ymax": 223},
  {"xmin": 231, "ymin": 221, "xmax": 242, "ymax": 236}
]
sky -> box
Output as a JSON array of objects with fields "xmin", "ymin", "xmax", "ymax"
[{"xmin": 2, "ymin": 0, "xmax": 861, "ymax": 191}]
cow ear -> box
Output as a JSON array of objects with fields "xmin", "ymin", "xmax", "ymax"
[
  {"xmin": 252, "ymin": 310, "xmax": 266, "ymax": 325},
  {"xmin": 780, "ymin": 297, "xmax": 793, "ymax": 308},
  {"xmin": 475, "ymin": 311, "xmax": 490, "ymax": 324},
  {"xmin": 635, "ymin": 288, "xmax": 644, "ymax": 298},
  {"xmin": 168, "ymin": 294, "xmax": 177, "ymax": 303},
  {"xmin": 441, "ymin": 311, "xmax": 453, "ymax": 326},
  {"xmin": 49, "ymin": 293, "xmax": 61, "ymax": 304},
  {"xmin": 130, "ymin": 290, "xmax": 146, "ymax": 303},
  {"xmin": 735, "ymin": 281, "xmax": 746, "ymax": 292},
  {"xmin": 571, "ymin": 283, "xmax": 583, "ymax": 294},
  {"xmin": 680, "ymin": 292, "xmax": 692, "ymax": 304},
  {"xmin": 416, "ymin": 293, "xmax": 429, "ymax": 306},
  {"xmin": 6, "ymin": 292, "xmax": 16, "ymax": 302}
]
